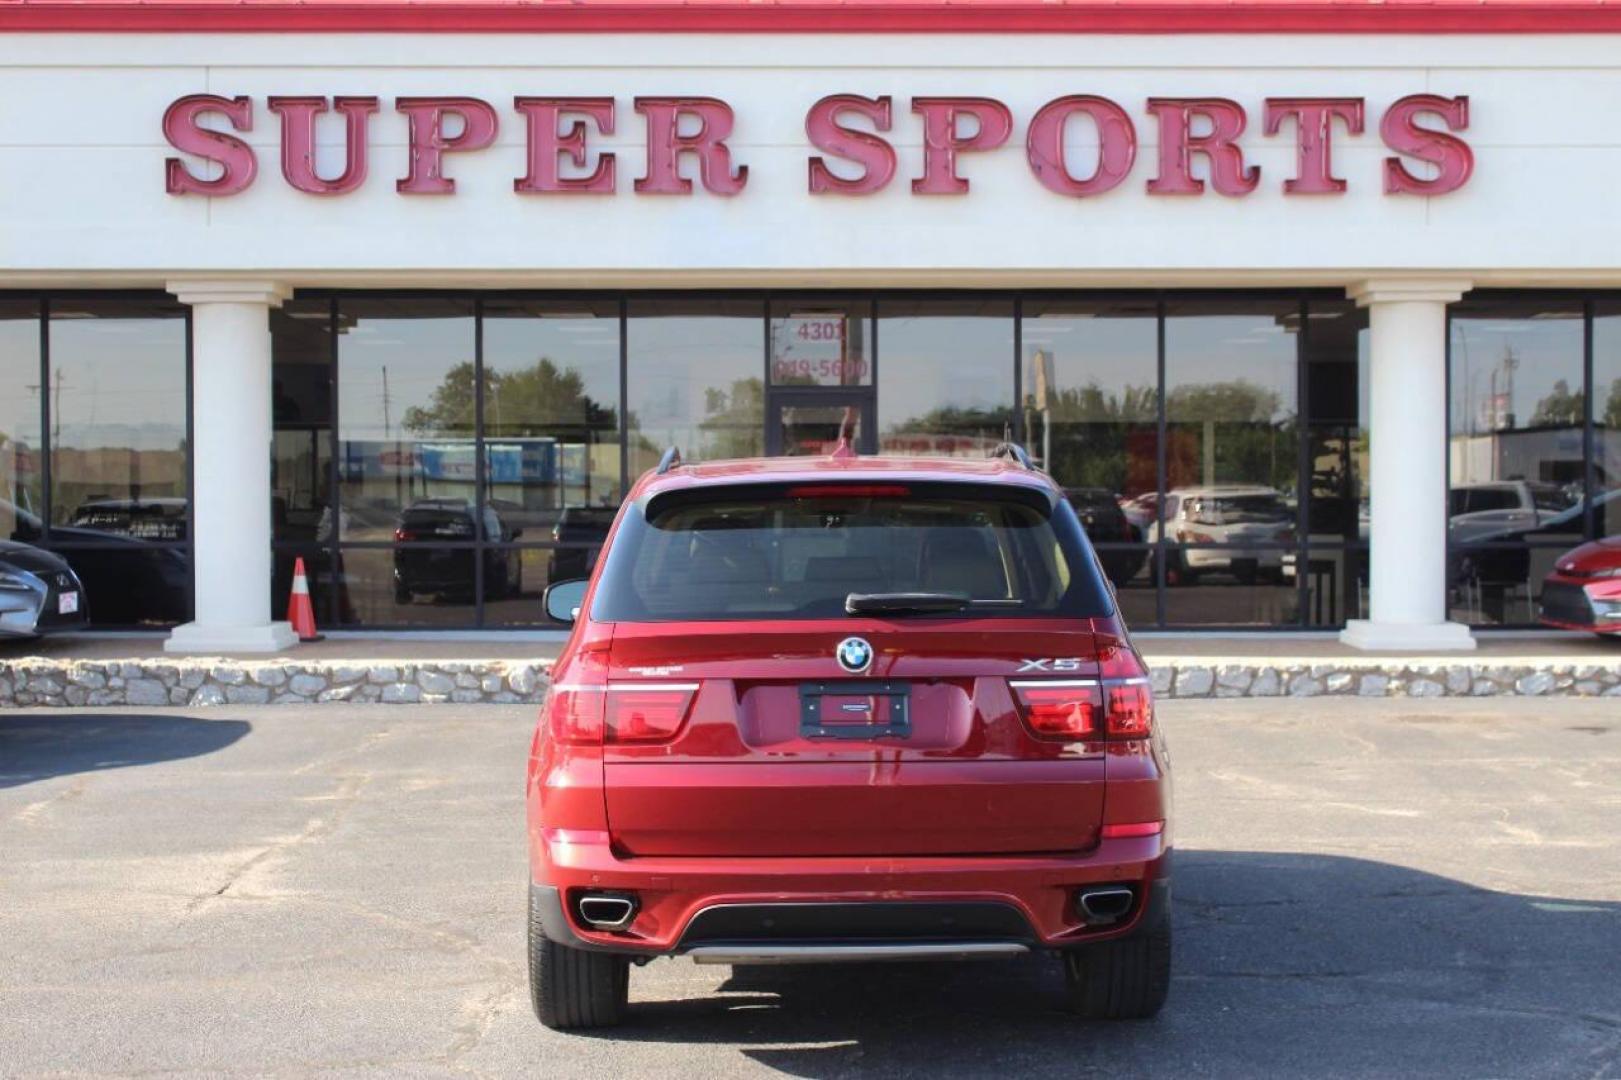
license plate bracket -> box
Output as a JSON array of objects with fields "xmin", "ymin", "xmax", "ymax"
[{"xmin": 799, "ymin": 680, "xmax": 911, "ymax": 740}]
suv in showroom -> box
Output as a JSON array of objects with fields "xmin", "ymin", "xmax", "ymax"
[{"xmin": 527, "ymin": 448, "xmax": 1171, "ymax": 1028}]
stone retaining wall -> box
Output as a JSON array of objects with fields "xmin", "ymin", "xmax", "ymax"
[{"xmin": 3, "ymin": 656, "xmax": 1620, "ymax": 707}]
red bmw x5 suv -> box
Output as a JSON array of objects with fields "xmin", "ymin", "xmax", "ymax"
[{"xmin": 526, "ymin": 447, "xmax": 1172, "ymax": 1029}]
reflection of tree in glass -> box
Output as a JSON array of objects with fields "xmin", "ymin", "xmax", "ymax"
[
  {"xmin": 403, "ymin": 359, "xmax": 617, "ymax": 434},
  {"xmin": 1530, "ymin": 379, "xmax": 1586, "ymax": 428},
  {"xmin": 700, "ymin": 378, "xmax": 765, "ymax": 459},
  {"xmin": 1028, "ymin": 382, "xmax": 1158, "ymax": 492},
  {"xmin": 1607, "ymin": 379, "xmax": 1621, "ymax": 428}
]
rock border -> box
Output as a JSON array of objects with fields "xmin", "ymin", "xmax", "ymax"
[{"xmin": 2, "ymin": 656, "xmax": 1619, "ymax": 707}]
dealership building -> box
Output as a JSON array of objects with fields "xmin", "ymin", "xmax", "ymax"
[{"xmin": 1, "ymin": 0, "xmax": 1619, "ymax": 651}]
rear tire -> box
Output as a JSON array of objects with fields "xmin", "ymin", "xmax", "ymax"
[
  {"xmin": 1063, "ymin": 905, "xmax": 1171, "ymax": 1020},
  {"xmin": 528, "ymin": 891, "xmax": 629, "ymax": 1030}
]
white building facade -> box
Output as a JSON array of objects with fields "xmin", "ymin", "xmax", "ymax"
[{"xmin": 2, "ymin": 2, "xmax": 1618, "ymax": 650}]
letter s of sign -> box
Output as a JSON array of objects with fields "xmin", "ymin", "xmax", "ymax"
[
  {"xmin": 806, "ymin": 94, "xmax": 896, "ymax": 195},
  {"xmin": 1381, "ymin": 94, "xmax": 1473, "ymax": 196},
  {"xmin": 163, "ymin": 95, "xmax": 257, "ymax": 196}
]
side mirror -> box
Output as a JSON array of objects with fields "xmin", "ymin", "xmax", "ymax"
[{"xmin": 543, "ymin": 579, "xmax": 589, "ymax": 624}]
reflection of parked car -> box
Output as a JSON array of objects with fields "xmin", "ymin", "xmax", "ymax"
[
  {"xmin": 67, "ymin": 497, "xmax": 189, "ymax": 541},
  {"xmin": 1447, "ymin": 481, "xmax": 1576, "ymax": 546},
  {"xmin": 0, "ymin": 498, "xmax": 189, "ymax": 625},
  {"xmin": 1063, "ymin": 488, "xmax": 1146, "ymax": 584},
  {"xmin": 392, "ymin": 499, "xmax": 522, "ymax": 603},
  {"xmin": 546, "ymin": 507, "xmax": 616, "ymax": 583},
  {"xmin": 1538, "ymin": 536, "xmax": 1621, "ymax": 637},
  {"xmin": 1146, "ymin": 486, "xmax": 1294, "ymax": 585},
  {"xmin": 0, "ymin": 540, "xmax": 88, "ymax": 639}
]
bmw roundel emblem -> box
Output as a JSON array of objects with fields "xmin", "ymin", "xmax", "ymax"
[{"xmin": 835, "ymin": 636, "xmax": 874, "ymax": 674}]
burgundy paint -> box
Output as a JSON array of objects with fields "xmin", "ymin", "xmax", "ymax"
[
  {"xmin": 911, "ymin": 97, "xmax": 1014, "ymax": 195},
  {"xmin": 395, "ymin": 96, "xmax": 500, "ymax": 195},
  {"xmin": 514, "ymin": 97, "xmax": 616, "ymax": 194},
  {"xmin": 163, "ymin": 94, "xmax": 257, "ymax": 196},
  {"xmin": 1263, "ymin": 97, "xmax": 1364, "ymax": 194},
  {"xmin": 806, "ymin": 94, "xmax": 896, "ymax": 195},
  {"xmin": 1146, "ymin": 98, "xmax": 1259, "ymax": 196},
  {"xmin": 267, "ymin": 95, "xmax": 378, "ymax": 195},
  {"xmin": 1381, "ymin": 94, "xmax": 1474, "ymax": 195},
  {"xmin": 634, "ymin": 97, "xmax": 748, "ymax": 196},
  {"xmin": 1025, "ymin": 95, "xmax": 1136, "ymax": 198}
]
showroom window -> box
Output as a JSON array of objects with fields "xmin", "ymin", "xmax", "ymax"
[
  {"xmin": 1448, "ymin": 295, "xmax": 1587, "ymax": 627},
  {"xmin": 253, "ymin": 288, "xmax": 1621, "ymax": 633},
  {"xmin": 0, "ymin": 294, "xmax": 193, "ymax": 628}
]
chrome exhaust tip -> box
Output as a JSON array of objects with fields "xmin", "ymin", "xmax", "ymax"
[
  {"xmin": 575, "ymin": 893, "xmax": 638, "ymax": 932},
  {"xmin": 1077, "ymin": 886, "xmax": 1136, "ymax": 926}
]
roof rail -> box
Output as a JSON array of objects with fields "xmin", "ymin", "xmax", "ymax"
[
  {"xmin": 655, "ymin": 446, "xmax": 682, "ymax": 474},
  {"xmin": 988, "ymin": 442, "xmax": 1034, "ymax": 470}
]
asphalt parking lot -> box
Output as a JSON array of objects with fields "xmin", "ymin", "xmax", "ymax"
[{"xmin": 2, "ymin": 699, "xmax": 1618, "ymax": 1079}]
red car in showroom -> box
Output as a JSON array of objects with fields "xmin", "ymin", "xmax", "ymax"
[
  {"xmin": 1539, "ymin": 536, "xmax": 1621, "ymax": 636},
  {"xmin": 526, "ymin": 446, "xmax": 1171, "ymax": 1029}
]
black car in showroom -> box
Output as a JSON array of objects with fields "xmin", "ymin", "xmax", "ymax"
[
  {"xmin": 393, "ymin": 498, "xmax": 523, "ymax": 603},
  {"xmin": 0, "ymin": 540, "xmax": 88, "ymax": 639}
]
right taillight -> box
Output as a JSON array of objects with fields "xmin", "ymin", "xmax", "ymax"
[{"xmin": 1010, "ymin": 645, "xmax": 1155, "ymax": 741}]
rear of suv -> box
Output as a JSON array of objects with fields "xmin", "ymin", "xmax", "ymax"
[{"xmin": 526, "ymin": 448, "xmax": 1172, "ymax": 1029}]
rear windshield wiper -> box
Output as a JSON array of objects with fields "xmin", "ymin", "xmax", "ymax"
[{"xmin": 846, "ymin": 592, "xmax": 971, "ymax": 615}]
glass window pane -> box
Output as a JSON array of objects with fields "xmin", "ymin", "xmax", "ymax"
[
  {"xmin": 1023, "ymin": 295, "xmax": 1158, "ymax": 542},
  {"xmin": 1448, "ymin": 544, "xmax": 1565, "ymax": 627},
  {"xmin": 337, "ymin": 298, "xmax": 476, "ymax": 542},
  {"xmin": 1161, "ymin": 548, "xmax": 1299, "ymax": 625},
  {"xmin": 1304, "ymin": 299, "xmax": 1369, "ymax": 544},
  {"xmin": 1299, "ymin": 546, "xmax": 1369, "ymax": 627},
  {"xmin": 335, "ymin": 546, "xmax": 479, "ymax": 626},
  {"xmin": 1448, "ymin": 297, "xmax": 1585, "ymax": 627},
  {"xmin": 271, "ymin": 299, "xmax": 334, "ymax": 545},
  {"xmin": 878, "ymin": 298, "xmax": 1014, "ymax": 457},
  {"xmin": 769, "ymin": 297, "xmax": 872, "ymax": 387},
  {"xmin": 627, "ymin": 299, "xmax": 762, "ymax": 474},
  {"xmin": 484, "ymin": 546, "xmax": 588, "ymax": 627},
  {"xmin": 1, "ymin": 300, "xmax": 43, "ymax": 543},
  {"xmin": 54, "ymin": 545, "xmax": 190, "ymax": 627},
  {"xmin": 48, "ymin": 298, "xmax": 189, "ymax": 539},
  {"xmin": 1595, "ymin": 302, "xmax": 1621, "ymax": 537},
  {"xmin": 482, "ymin": 298, "xmax": 622, "ymax": 536}
]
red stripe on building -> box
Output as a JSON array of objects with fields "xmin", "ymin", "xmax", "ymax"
[{"xmin": 4, "ymin": 1, "xmax": 1621, "ymax": 35}]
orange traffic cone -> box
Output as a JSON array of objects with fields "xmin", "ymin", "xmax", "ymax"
[{"xmin": 287, "ymin": 557, "xmax": 323, "ymax": 643}]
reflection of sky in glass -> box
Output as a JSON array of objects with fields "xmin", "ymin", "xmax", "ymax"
[
  {"xmin": 483, "ymin": 316, "xmax": 620, "ymax": 419},
  {"xmin": 878, "ymin": 316, "xmax": 1013, "ymax": 432},
  {"xmin": 1025, "ymin": 316, "xmax": 1156, "ymax": 401},
  {"xmin": 1449, "ymin": 316, "xmax": 1583, "ymax": 437},
  {"xmin": 339, "ymin": 317, "xmax": 475, "ymax": 441},
  {"xmin": 627, "ymin": 317, "xmax": 760, "ymax": 426},
  {"xmin": 49, "ymin": 317, "xmax": 186, "ymax": 452},
  {"xmin": 1165, "ymin": 314, "xmax": 1296, "ymax": 421}
]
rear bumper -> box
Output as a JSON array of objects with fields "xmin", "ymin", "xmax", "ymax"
[{"xmin": 531, "ymin": 830, "xmax": 1170, "ymax": 957}]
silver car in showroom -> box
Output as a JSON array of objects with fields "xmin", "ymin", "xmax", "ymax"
[{"xmin": 0, "ymin": 540, "xmax": 88, "ymax": 639}]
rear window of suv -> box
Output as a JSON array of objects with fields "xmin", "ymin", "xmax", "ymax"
[{"xmin": 591, "ymin": 480, "xmax": 1112, "ymax": 622}]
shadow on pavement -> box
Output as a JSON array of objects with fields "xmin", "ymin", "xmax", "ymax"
[
  {"xmin": 589, "ymin": 851, "xmax": 1621, "ymax": 1077},
  {"xmin": 0, "ymin": 712, "xmax": 251, "ymax": 789}
]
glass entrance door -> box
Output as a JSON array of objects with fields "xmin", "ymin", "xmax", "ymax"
[{"xmin": 767, "ymin": 393, "xmax": 874, "ymax": 456}]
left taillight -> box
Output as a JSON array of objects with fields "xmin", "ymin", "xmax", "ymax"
[
  {"xmin": 605, "ymin": 683, "xmax": 698, "ymax": 743},
  {"xmin": 546, "ymin": 680, "xmax": 606, "ymax": 746}
]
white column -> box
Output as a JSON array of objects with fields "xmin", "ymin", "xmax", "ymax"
[
  {"xmin": 164, "ymin": 280, "xmax": 296, "ymax": 654},
  {"xmin": 1340, "ymin": 279, "xmax": 1476, "ymax": 652}
]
